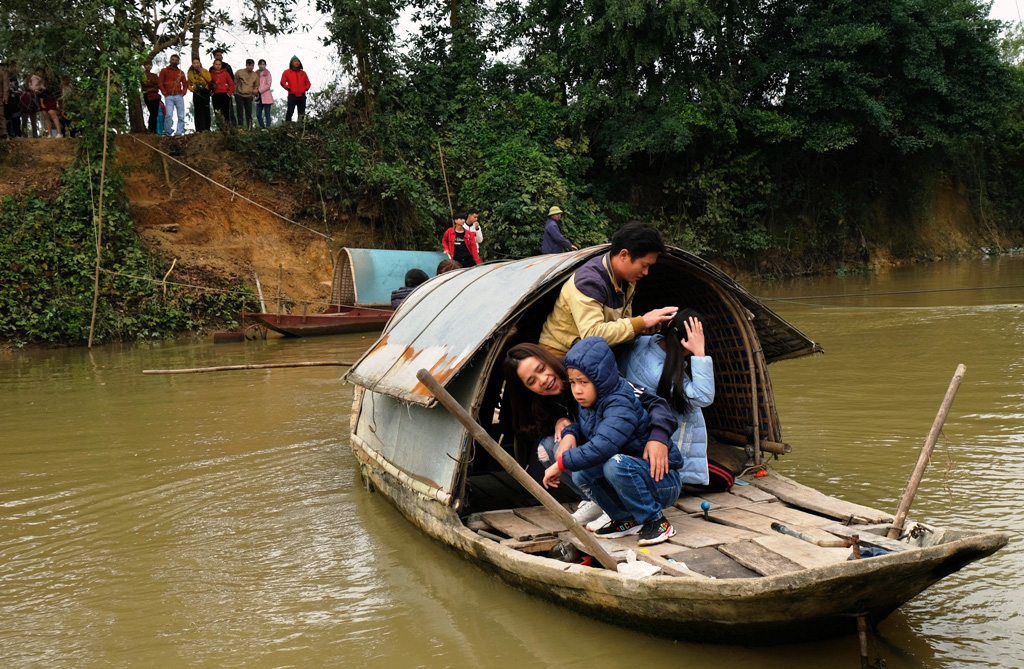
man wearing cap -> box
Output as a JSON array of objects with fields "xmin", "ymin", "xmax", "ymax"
[{"xmin": 542, "ymin": 206, "xmax": 577, "ymax": 254}]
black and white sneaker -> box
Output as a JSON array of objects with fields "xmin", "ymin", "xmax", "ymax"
[
  {"xmin": 637, "ymin": 516, "xmax": 675, "ymax": 546},
  {"xmin": 594, "ymin": 518, "xmax": 641, "ymax": 538}
]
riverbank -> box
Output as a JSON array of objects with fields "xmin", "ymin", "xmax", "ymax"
[{"xmin": 1, "ymin": 134, "xmax": 1020, "ymax": 347}]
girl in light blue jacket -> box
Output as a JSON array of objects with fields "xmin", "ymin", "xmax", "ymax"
[{"xmin": 618, "ymin": 309, "xmax": 714, "ymax": 485}]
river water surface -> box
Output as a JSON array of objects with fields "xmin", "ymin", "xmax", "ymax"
[{"xmin": 2, "ymin": 256, "xmax": 1022, "ymax": 668}]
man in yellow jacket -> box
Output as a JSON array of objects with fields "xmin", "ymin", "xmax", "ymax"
[{"xmin": 538, "ymin": 222, "xmax": 677, "ymax": 356}]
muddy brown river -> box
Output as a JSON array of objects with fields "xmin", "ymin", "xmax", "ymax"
[{"xmin": 2, "ymin": 255, "xmax": 1022, "ymax": 668}]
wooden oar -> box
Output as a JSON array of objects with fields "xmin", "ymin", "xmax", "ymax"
[
  {"xmin": 415, "ymin": 368, "xmax": 619, "ymax": 571},
  {"xmin": 143, "ymin": 361, "xmax": 352, "ymax": 374},
  {"xmin": 887, "ymin": 364, "xmax": 966, "ymax": 540}
]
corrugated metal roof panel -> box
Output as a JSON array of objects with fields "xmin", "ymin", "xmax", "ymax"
[
  {"xmin": 345, "ymin": 250, "xmax": 598, "ymax": 405},
  {"xmin": 346, "ymin": 247, "xmax": 821, "ymax": 404}
]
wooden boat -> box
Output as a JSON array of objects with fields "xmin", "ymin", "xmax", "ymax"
[
  {"xmin": 243, "ymin": 248, "xmax": 446, "ymax": 337},
  {"xmin": 344, "ymin": 247, "xmax": 1008, "ymax": 643},
  {"xmin": 243, "ymin": 305, "xmax": 395, "ymax": 337}
]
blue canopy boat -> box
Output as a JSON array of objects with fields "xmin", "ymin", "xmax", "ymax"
[{"xmin": 243, "ymin": 248, "xmax": 446, "ymax": 337}]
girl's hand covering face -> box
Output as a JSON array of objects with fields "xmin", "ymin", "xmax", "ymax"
[{"xmin": 680, "ymin": 316, "xmax": 706, "ymax": 357}]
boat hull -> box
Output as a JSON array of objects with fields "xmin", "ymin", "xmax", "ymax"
[
  {"xmin": 353, "ymin": 448, "xmax": 1008, "ymax": 643},
  {"xmin": 243, "ymin": 307, "xmax": 392, "ymax": 337}
]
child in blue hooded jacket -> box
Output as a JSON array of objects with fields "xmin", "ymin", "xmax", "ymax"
[{"xmin": 542, "ymin": 336, "xmax": 682, "ymax": 545}]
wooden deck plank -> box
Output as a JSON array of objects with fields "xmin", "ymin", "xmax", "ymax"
[
  {"xmin": 752, "ymin": 534, "xmax": 852, "ymax": 569},
  {"xmin": 730, "ymin": 484, "xmax": 777, "ymax": 503},
  {"xmin": 745, "ymin": 503, "xmax": 833, "ymax": 529},
  {"xmin": 708, "ymin": 507, "xmax": 835, "ymax": 537},
  {"xmin": 823, "ymin": 524, "xmax": 911, "ymax": 553},
  {"xmin": 750, "ymin": 472, "xmax": 894, "ymax": 524},
  {"xmin": 480, "ymin": 510, "xmax": 554, "ymax": 541},
  {"xmin": 663, "ymin": 508, "xmax": 761, "ymax": 547},
  {"xmin": 514, "ymin": 506, "xmax": 570, "ymax": 533},
  {"xmin": 719, "ymin": 541, "xmax": 804, "ymax": 576},
  {"xmin": 676, "ymin": 490, "xmax": 762, "ymax": 513},
  {"xmin": 665, "ymin": 547, "xmax": 760, "ymax": 579}
]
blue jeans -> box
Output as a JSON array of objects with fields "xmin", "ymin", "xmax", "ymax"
[
  {"xmin": 537, "ymin": 436, "xmax": 587, "ymax": 500},
  {"xmin": 256, "ymin": 102, "xmax": 272, "ymax": 128},
  {"xmin": 573, "ymin": 454, "xmax": 682, "ymax": 525},
  {"xmin": 164, "ymin": 95, "xmax": 185, "ymax": 135}
]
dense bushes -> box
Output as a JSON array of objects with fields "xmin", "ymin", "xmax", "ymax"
[
  {"xmin": 242, "ymin": 0, "xmax": 1024, "ymax": 266},
  {"xmin": 0, "ymin": 167, "xmax": 256, "ymax": 346}
]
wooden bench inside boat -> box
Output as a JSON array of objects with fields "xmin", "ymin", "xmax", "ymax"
[{"xmin": 463, "ymin": 472, "xmax": 899, "ymax": 579}]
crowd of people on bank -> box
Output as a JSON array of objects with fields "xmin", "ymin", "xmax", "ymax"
[
  {"xmin": 148, "ymin": 51, "xmax": 311, "ymax": 135},
  {"xmin": 1, "ymin": 63, "xmax": 74, "ymax": 139},
  {"xmin": 0, "ymin": 51, "xmax": 312, "ymax": 139}
]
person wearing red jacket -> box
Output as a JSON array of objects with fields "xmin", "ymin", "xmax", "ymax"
[
  {"xmin": 280, "ymin": 56, "xmax": 311, "ymax": 122},
  {"xmin": 209, "ymin": 59, "xmax": 235, "ymax": 130},
  {"xmin": 158, "ymin": 54, "xmax": 188, "ymax": 136},
  {"xmin": 441, "ymin": 212, "xmax": 481, "ymax": 266}
]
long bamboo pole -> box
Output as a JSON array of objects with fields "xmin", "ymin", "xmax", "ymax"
[
  {"xmin": 87, "ymin": 67, "xmax": 112, "ymax": 349},
  {"xmin": 143, "ymin": 361, "xmax": 353, "ymax": 375},
  {"xmin": 887, "ymin": 364, "xmax": 967, "ymax": 539},
  {"xmin": 415, "ymin": 368, "xmax": 619, "ymax": 571}
]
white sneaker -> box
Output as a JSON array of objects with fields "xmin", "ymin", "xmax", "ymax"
[
  {"xmin": 586, "ymin": 512, "xmax": 611, "ymax": 532},
  {"xmin": 572, "ymin": 500, "xmax": 604, "ymax": 524}
]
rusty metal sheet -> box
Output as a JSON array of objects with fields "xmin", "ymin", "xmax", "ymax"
[{"xmin": 346, "ymin": 250, "xmax": 600, "ymax": 405}]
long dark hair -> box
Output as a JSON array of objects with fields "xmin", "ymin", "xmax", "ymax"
[
  {"xmin": 656, "ymin": 309, "xmax": 705, "ymax": 414},
  {"xmin": 501, "ymin": 343, "xmax": 571, "ymax": 438}
]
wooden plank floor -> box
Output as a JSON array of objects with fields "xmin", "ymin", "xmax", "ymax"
[
  {"xmin": 470, "ymin": 492, "xmax": 885, "ymax": 579},
  {"xmin": 465, "ymin": 468, "xmax": 911, "ymax": 579}
]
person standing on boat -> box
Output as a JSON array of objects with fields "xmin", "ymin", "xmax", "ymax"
[
  {"xmin": 618, "ymin": 309, "xmax": 733, "ymax": 492},
  {"xmin": 541, "ymin": 206, "xmax": 576, "ymax": 254},
  {"xmin": 538, "ymin": 221, "xmax": 677, "ymax": 357},
  {"xmin": 542, "ymin": 336, "xmax": 681, "ymax": 546},
  {"xmin": 465, "ymin": 209, "xmax": 483, "ymax": 250},
  {"xmin": 502, "ymin": 342, "xmax": 678, "ymax": 527},
  {"xmin": 441, "ymin": 212, "xmax": 481, "ymax": 267}
]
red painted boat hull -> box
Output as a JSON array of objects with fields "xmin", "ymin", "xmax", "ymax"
[{"xmin": 242, "ymin": 306, "xmax": 393, "ymax": 337}]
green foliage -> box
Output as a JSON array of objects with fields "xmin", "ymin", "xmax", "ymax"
[
  {"xmin": 295, "ymin": 0, "xmax": 1024, "ymax": 266},
  {"xmin": 0, "ymin": 169, "xmax": 256, "ymax": 346}
]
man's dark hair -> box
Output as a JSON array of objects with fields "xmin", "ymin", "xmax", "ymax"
[
  {"xmin": 453, "ymin": 212, "xmax": 467, "ymax": 221},
  {"xmin": 467, "ymin": 209, "xmax": 478, "ymax": 216},
  {"xmin": 610, "ymin": 221, "xmax": 665, "ymax": 259},
  {"xmin": 213, "ymin": 49, "xmax": 224, "ymax": 56},
  {"xmin": 404, "ymin": 268, "xmax": 429, "ymax": 287},
  {"xmin": 246, "ymin": 58, "xmax": 255, "ymax": 65}
]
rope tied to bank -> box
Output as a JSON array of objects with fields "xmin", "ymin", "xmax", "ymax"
[{"xmin": 129, "ymin": 135, "xmax": 330, "ymax": 240}]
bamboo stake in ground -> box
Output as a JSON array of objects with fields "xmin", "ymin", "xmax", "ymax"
[
  {"xmin": 143, "ymin": 361, "xmax": 353, "ymax": 375},
  {"xmin": 88, "ymin": 67, "xmax": 112, "ymax": 349},
  {"xmin": 887, "ymin": 364, "xmax": 967, "ymax": 539},
  {"xmin": 415, "ymin": 368, "xmax": 619, "ymax": 571}
]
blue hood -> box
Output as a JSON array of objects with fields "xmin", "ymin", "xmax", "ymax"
[{"xmin": 565, "ymin": 336, "xmax": 621, "ymax": 400}]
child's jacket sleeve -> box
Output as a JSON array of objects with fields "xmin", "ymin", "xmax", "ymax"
[{"xmin": 560, "ymin": 397, "xmax": 641, "ymax": 472}]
